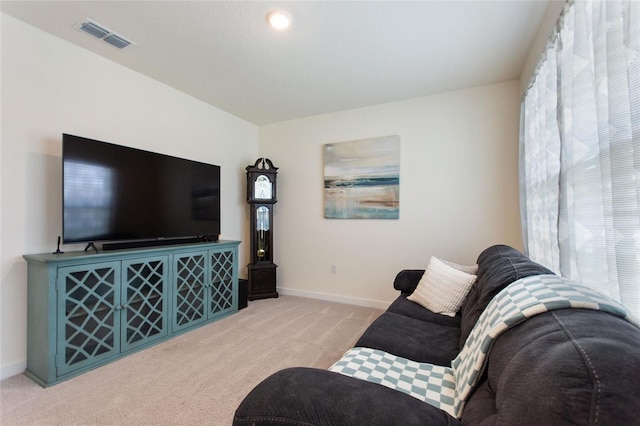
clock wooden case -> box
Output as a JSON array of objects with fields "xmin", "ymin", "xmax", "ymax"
[{"xmin": 246, "ymin": 158, "xmax": 278, "ymax": 300}]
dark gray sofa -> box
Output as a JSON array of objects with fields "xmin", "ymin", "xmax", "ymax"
[{"xmin": 233, "ymin": 245, "xmax": 640, "ymax": 425}]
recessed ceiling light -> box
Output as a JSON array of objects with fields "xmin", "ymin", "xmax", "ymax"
[{"xmin": 266, "ymin": 10, "xmax": 291, "ymax": 31}]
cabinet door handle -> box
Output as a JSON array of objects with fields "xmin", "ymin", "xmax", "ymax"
[{"xmin": 114, "ymin": 305, "xmax": 121, "ymax": 311}]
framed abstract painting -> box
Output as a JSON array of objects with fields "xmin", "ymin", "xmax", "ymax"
[{"xmin": 323, "ymin": 135, "xmax": 400, "ymax": 219}]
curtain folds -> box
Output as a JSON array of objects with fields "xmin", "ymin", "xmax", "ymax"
[{"xmin": 520, "ymin": 0, "xmax": 640, "ymax": 316}]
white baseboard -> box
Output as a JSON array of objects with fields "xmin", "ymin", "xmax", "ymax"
[
  {"xmin": 1, "ymin": 360, "xmax": 26, "ymax": 381},
  {"xmin": 278, "ymin": 287, "xmax": 390, "ymax": 310}
]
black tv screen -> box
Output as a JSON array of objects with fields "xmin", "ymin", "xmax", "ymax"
[{"xmin": 63, "ymin": 134, "xmax": 220, "ymax": 247}]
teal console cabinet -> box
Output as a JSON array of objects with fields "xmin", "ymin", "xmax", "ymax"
[{"xmin": 24, "ymin": 240, "xmax": 239, "ymax": 387}]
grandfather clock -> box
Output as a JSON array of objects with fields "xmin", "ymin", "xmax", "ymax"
[{"xmin": 246, "ymin": 158, "xmax": 278, "ymax": 300}]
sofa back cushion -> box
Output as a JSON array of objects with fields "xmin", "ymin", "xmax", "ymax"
[
  {"xmin": 458, "ymin": 245, "xmax": 553, "ymax": 348},
  {"xmin": 461, "ymin": 309, "xmax": 640, "ymax": 425}
]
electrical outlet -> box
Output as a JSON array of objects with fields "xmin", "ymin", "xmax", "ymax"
[{"xmin": 331, "ymin": 264, "xmax": 337, "ymax": 274}]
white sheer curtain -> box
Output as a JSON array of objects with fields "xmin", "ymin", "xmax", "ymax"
[{"xmin": 520, "ymin": 0, "xmax": 640, "ymax": 316}]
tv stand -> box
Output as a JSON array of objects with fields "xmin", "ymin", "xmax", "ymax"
[
  {"xmin": 102, "ymin": 236, "xmax": 217, "ymax": 251},
  {"xmin": 23, "ymin": 240, "xmax": 239, "ymax": 387}
]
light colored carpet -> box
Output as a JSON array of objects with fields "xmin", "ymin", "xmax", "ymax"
[{"xmin": 1, "ymin": 295, "xmax": 383, "ymax": 425}]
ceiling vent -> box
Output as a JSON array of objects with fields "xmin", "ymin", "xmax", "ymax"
[{"xmin": 75, "ymin": 19, "xmax": 135, "ymax": 50}]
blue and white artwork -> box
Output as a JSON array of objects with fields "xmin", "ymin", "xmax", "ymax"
[{"xmin": 324, "ymin": 135, "xmax": 400, "ymax": 219}]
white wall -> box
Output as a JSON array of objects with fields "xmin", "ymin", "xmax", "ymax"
[
  {"xmin": 259, "ymin": 80, "xmax": 523, "ymax": 308},
  {"xmin": 0, "ymin": 14, "xmax": 258, "ymax": 379}
]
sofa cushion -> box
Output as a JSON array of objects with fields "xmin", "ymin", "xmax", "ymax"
[
  {"xmin": 330, "ymin": 347, "xmax": 457, "ymax": 417},
  {"xmin": 355, "ymin": 311, "xmax": 461, "ymax": 365},
  {"xmin": 407, "ymin": 256, "xmax": 477, "ymax": 316},
  {"xmin": 458, "ymin": 245, "xmax": 553, "ymax": 348},
  {"xmin": 387, "ymin": 296, "xmax": 461, "ymax": 328},
  {"xmin": 462, "ymin": 308, "xmax": 640, "ymax": 425},
  {"xmin": 233, "ymin": 367, "xmax": 463, "ymax": 426}
]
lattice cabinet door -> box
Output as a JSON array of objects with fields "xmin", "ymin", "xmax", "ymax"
[
  {"xmin": 56, "ymin": 262, "xmax": 121, "ymax": 376},
  {"xmin": 121, "ymin": 256, "xmax": 169, "ymax": 352},
  {"xmin": 172, "ymin": 251, "xmax": 207, "ymax": 332},
  {"xmin": 209, "ymin": 249, "xmax": 236, "ymax": 318}
]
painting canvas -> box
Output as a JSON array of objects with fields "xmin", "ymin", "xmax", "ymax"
[{"xmin": 324, "ymin": 135, "xmax": 400, "ymax": 219}]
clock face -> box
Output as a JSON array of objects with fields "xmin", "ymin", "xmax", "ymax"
[{"xmin": 254, "ymin": 175, "xmax": 272, "ymax": 199}]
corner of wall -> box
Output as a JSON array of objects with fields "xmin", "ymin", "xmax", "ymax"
[{"xmin": 519, "ymin": 0, "xmax": 565, "ymax": 94}]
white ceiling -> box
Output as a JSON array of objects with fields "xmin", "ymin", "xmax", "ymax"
[{"xmin": 1, "ymin": 1, "xmax": 550, "ymax": 125}]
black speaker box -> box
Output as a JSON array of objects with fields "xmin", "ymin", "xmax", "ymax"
[{"xmin": 238, "ymin": 279, "xmax": 248, "ymax": 310}]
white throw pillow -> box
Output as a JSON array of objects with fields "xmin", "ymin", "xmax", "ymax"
[
  {"xmin": 407, "ymin": 256, "xmax": 477, "ymax": 316},
  {"xmin": 440, "ymin": 258, "xmax": 478, "ymax": 275}
]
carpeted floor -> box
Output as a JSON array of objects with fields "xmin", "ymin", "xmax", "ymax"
[{"xmin": 0, "ymin": 295, "xmax": 383, "ymax": 425}]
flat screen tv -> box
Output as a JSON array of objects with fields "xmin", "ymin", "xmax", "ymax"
[{"xmin": 63, "ymin": 133, "xmax": 220, "ymax": 250}]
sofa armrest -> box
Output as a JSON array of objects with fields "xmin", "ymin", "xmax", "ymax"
[
  {"xmin": 234, "ymin": 367, "xmax": 461, "ymax": 426},
  {"xmin": 393, "ymin": 269, "xmax": 425, "ymax": 294}
]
